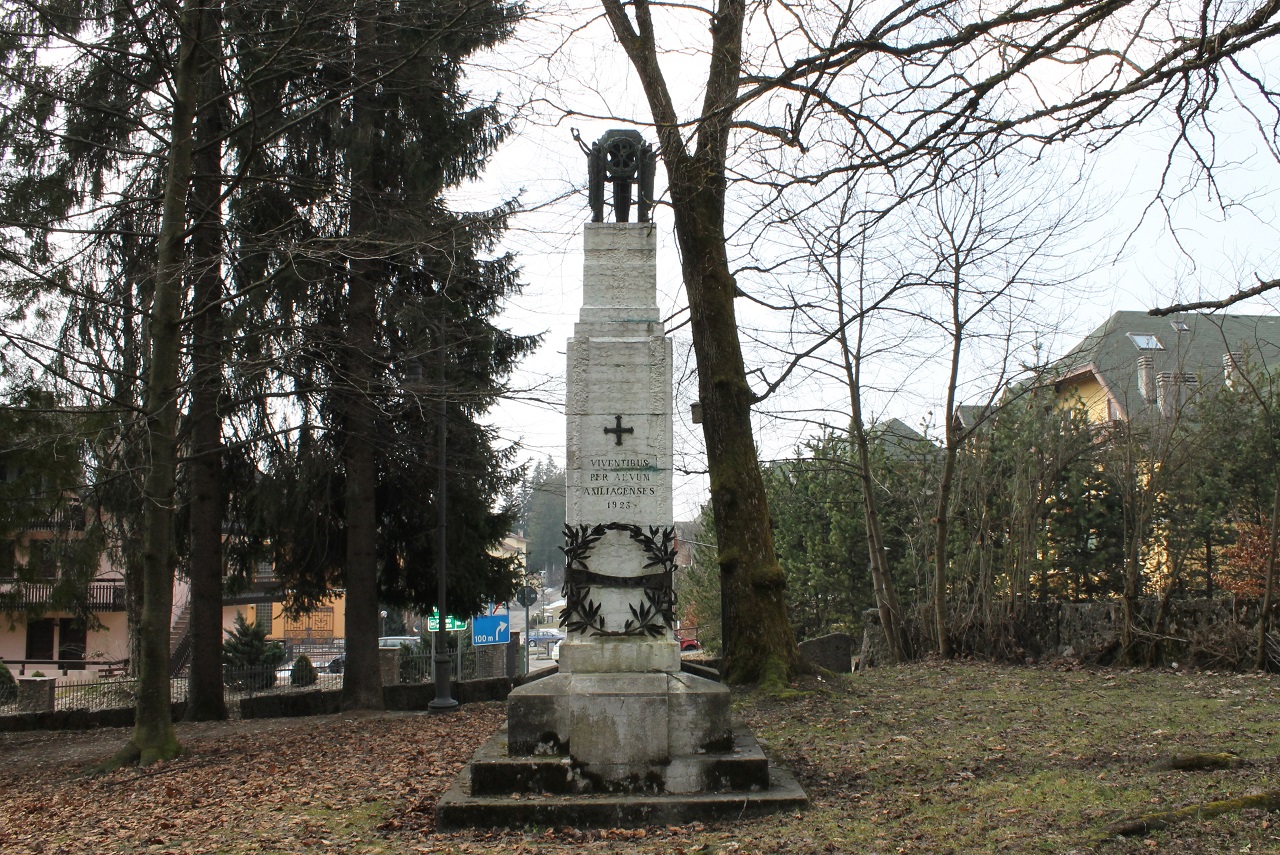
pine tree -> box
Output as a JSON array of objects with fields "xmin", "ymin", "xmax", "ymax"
[{"xmin": 519, "ymin": 459, "xmax": 567, "ymax": 587}]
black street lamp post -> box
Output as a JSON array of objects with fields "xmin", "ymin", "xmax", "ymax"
[{"xmin": 428, "ymin": 324, "xmax": 458, "ymax": 713}]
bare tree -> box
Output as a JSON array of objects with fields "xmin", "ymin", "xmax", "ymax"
[
  {"xmin": 898, "ymin": 152, "xmax": 1090, "ymax": 656},
  {"xmin": 584, "ymin": 0, "xmax": 1280, "ymax": 681}
]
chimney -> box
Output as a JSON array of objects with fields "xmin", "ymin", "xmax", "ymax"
[
  {"xmin": 1156, "ymin": 371, "xmax": 1174, "ymax": 418},
  {"xmin": 1138, "ymin": 355, "xmax": 1156, "ymax": 405},
  {"xmin": 1156, "ymin": 371, "xmax": 1199, "ymax": 418},
  {"xmin": 1224, "ymin": 352, "xmax": 1243, "ymax": 388}
]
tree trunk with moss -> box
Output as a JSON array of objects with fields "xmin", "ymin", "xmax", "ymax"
[{"xmin": 601, "ymin": 0, "xmax": 803, "ymax": 685}]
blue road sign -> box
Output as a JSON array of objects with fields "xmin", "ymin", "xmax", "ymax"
[{"xmin": 472, "ymin": 614, "xmax": 511, "ymax": 646}]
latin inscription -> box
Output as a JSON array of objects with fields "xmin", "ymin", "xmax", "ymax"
[
  {"xmin": 576, "ymin": 454, "xmax": 668, "ymax": 518},
  {"xmin": 588, "ymin": 457, "xmax": 655, "ymax": 469},
  {"xmin": 582, "ymin": 485, "xmax": 658, "ymax": 496}
]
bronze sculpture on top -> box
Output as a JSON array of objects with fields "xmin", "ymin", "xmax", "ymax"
[{"xmin": 586, "ymin": 129, "xmax": 656, "ymax": 224}]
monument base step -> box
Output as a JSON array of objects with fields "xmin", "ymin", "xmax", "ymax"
[
  {"xmin": 470, "ymin": 724, "xmax": 769, "ymax": 795},
  {"xmin": 436, "ymin": 725, "xmax": 807, "ymax": 829}
]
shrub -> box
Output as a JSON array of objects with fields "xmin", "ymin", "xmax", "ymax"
[
  {"xmin": 291, "ymin": 654, "xmax": 318, "ymax": 688},
  {"xmin": 223, "ymin": 612, "xmax": 287, "ymax": 691},
  {"xmin": 0, "ymin": 664, "xmax": 16, "ymax": 704}
]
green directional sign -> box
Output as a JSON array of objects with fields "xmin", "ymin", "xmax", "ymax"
[{"xmin": 426, "ymin": 609, "xmax": 468, "ymax": 632}]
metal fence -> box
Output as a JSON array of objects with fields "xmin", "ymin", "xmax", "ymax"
[
  {"xmin": 1, "ymin": 638, "xmax": 521, "ymax": 719},
  {"xmin": 0, "ymin": 674, "xmax": 188, "ymax": 715}
]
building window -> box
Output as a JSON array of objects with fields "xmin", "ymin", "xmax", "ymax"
[
  {"xmin": 1127, "ymin": 332, "xmax": 1164, "ymax": 350},
  {"xmin": 27, "ymin": 541, "xmax": 56, "ymax": 580},
  {"xmin": 1170, "ymin": 320, "xmax": 1189, "ymax": 332},
  {"xmin": 25, "ymin": 618, "xmax": 54, "ymax": 660}
]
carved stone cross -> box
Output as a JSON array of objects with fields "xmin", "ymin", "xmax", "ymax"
[{"xmin": 603, "ymin": 415, "xmax": 634, "ymax": 446}]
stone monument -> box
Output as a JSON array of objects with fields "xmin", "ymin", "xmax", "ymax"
[{"xmin": 436, "ymin": 131, "xmax": 805, "ymax": 827}]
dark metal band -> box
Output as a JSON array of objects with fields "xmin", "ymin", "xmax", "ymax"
[{"xmin": 567, "ymin": 569, "xmax": 668, "ymax": 589}]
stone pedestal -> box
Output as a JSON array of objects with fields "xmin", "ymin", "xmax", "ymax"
[
  {"xmin": 505, "ymin": 670, "xmax": 733, "ymax": 792},
  {"xmin": 378, "ymin": 649, "xmax": 399, "ymax": 686},
  {"xmin": 17, "ymin": 676, "xmax": 55, "ymax": 713}
]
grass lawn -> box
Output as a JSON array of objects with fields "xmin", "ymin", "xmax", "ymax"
[{"xmin": 1, "ymin": 661, "xmax": 1277, "ymax": 853}]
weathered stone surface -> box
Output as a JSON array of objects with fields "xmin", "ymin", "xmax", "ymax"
[
  {"xmin": 667, "ymin": 671, "xmax": 732, "ymax": 756},
  {"xmin": 506, "ymin": 673, "xmax": 571, "ymax": 755},
  {"xmin": 799, "ymin": 632, "xmax": 853, "ymax": 673},
  {"xmin": 440, "ymin": 725, "xmax": 801, "ymax": 827},
  {"xmin": 438, "ymin": 766, "xmax": 807, "ymax": 830},
  {"xmin": 16, "ymin": 677, "xmax": 54, "ymax": 713},
  {"xmin": 558, "ymin": 635, "xmax": 680, "ymax": 674},
  {"xmin": 563, "ymin": 224, "xmax": 674, "ymax": 645},
  {"xmin": 505, "ymin": 670, "xmax": 731, "ymax": 784}
]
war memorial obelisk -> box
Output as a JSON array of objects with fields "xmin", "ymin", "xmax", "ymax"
[{"xmin": 436, "ymin": 131, "xmax": 805, "ymax": 827}]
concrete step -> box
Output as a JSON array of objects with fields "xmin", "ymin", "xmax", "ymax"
[
  {"xmin": 436, "ymin": 725, "xmax": 807, "ymax": 830},
  {"xmin": 469, "ymin": 724, "xmax": 769, "ymax": 796}
]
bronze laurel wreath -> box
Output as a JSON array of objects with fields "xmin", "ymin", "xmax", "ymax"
[{"xmin": 559, "ymin": 522, "xmax": 677, "ymax": 637}]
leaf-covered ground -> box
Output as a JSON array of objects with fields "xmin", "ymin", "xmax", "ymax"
[{"xmin": 1, "ymin": 662, "xmax": 1278, "ymax": 854}]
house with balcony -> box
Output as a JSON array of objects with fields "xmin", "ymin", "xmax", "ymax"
[{"xmin": 0, "ymin": 498, "xmax": 130, "ymax": 675}]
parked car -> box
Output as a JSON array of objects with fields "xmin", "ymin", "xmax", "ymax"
[
  {"xmin": 679, "ymin": 638, "xmax": 702, "ymax": 652},
  {"xmin": 378, "ymin": 635, "xmax": 423, "ymax": 649},
  {"xmin": 327, "ymin": 636, "xmax": 424, "ymax": 674}
]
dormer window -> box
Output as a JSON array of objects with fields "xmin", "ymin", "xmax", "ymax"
[{"xmin": 1127, "ymin": 332, "xmax": 1164, "ymax": 350}]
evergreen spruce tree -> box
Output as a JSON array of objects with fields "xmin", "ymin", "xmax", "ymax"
[
  {"xmin": 226, "ymin": 0, "xmax": 533, "ymax": 709},
  {"xmin": 519, "ymin": 459, "xmax": 568, "ymax": 588}
]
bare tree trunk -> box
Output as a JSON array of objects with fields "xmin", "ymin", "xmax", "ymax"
[
  {"xmin": 184, "ymin": 0, "xmax": 228, "ymax": 722},
  {"xmin": 108, "ymin": 0, "xmax": 203, "ymax": 767},
  {"xmin": 1120, "ymin": 445, "xmax": 1144, "ymax": 666},
  {"xmin": 1254, "ymin": 476, "xmax": 1280, "ymax": 670},
  {"xmin": 600, "ymin": 0, "xmax": 802, "ymax": 685},
  {"xmin": 834, "ymin": 251, "xmax": 906, "ymax": 663},
  {"xmin": 339, "ymin": 2, "xmax": 386, "ymax": 711},
  {"xmin": 933, "ymin": 302, "xmax": 965, "ymax": 659}
]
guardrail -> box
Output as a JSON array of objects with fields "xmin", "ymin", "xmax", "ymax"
[
  {"xmin": 25, "ymin": 505, "xmax": 87, "ymax": 532},
  {"xmin": 0, "ymin": 581, "xmax": 126, "ymax": 611}
]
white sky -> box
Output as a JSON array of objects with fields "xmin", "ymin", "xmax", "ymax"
[{"xmin": 457, "ymin": 2, "xmax": 1280, "ymax": 520}]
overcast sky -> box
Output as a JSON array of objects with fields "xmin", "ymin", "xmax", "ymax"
[{"xmin": 457, "ymin": 2, "xmax": 1280, "ymax": 520}]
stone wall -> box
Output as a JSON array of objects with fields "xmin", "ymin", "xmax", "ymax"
[
  {"xmin": 858, "ymin": 598, "xmax": 1265, "ymax": 669},
  {"xmin": 0, "ymin": 701, "xmax": 187, "ymax": 733}
]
